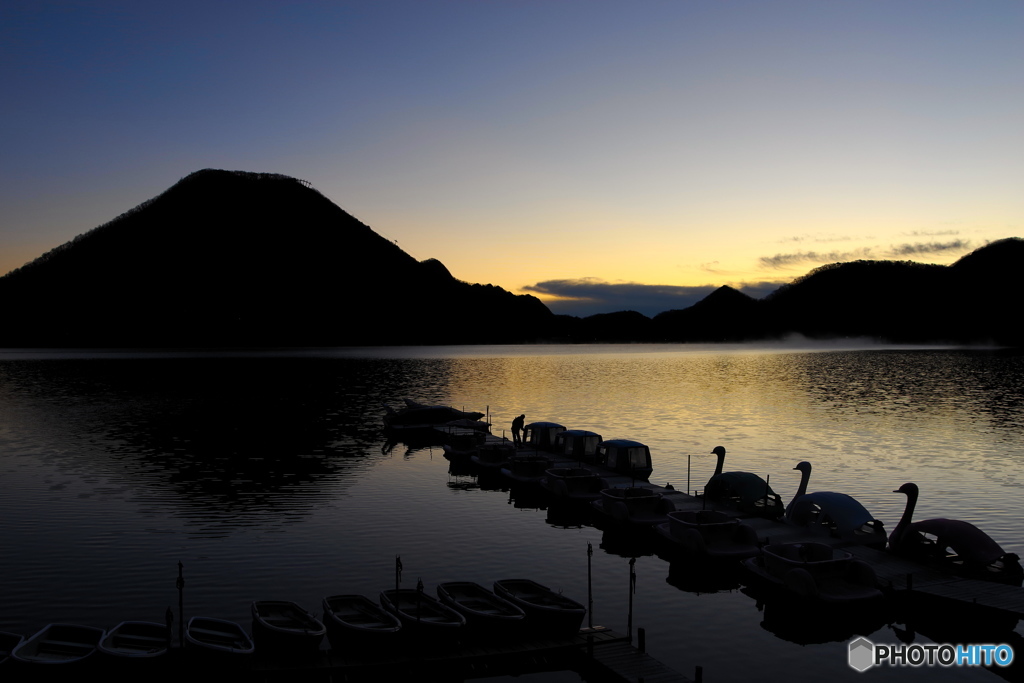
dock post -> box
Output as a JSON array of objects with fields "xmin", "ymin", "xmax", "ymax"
[
  {"xmin": 695, "ymin": 665, "xmax": 703, "ymax": 682},
  {"xmin": 587, "ymin": 542, "xmax": 594, "ymax": 629},
  {"xmin": 638, "ymin": 626, "xmax": 646, "ymax": 653},
  {"xmin": 687, "ymin": 454, "xmax": 690, "ymax": 495}
]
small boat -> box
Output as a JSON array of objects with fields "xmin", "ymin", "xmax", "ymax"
[
  {"xmin": 322, "ymin": 594, "xmax": 402, "ymax": 652},
  {"xmin": 98, "ymin": 621, "xmax": 170, "ymax": 659},
  {"xmin": 595, "ymin": 439, "xmax": 653, "ymax": 482},
  {"xmin": 12, "ymin": 623, "xmax": 105, "ymax": 664},
  {"xmin": 250, "ymin": 601, "xmax": 325, "ymax": 654},
  {"xmin": 592, "ymin": 486, "xmax": 668, "ymax": 525},
  {"xmin": 521, "ymin": 422, "xmax": 567, "ymax": 452},
  {"xmin": 1, "ymin": 631, "xmax": 24, "ymax": 665},
  {"xmin": 470, "ymin": 441, "xmax": 516, "ymax": 469},
  {"xmin": 185, "ymin": 616, "xmax": 254, "ymax": 656},
  {"xmin": 379, "ymin": 588, "xmax": 465, "ymax": 646},
  {"xmin": 492, "ymin": 579, "xmax": 586, "ymax": 637},
  {"xmin": 436, "ymin": 582, "xmax": 525, "ymax": 638},
  {"xmin": 656, "ymin": 509, "xmax": 760, "ymax": 560},
  {"xmin": 742, "ymin": 542, "xmax": 883, "ymax": 606},
  {"xmin": 785, "ymin": 462, "xmax": 887, "ymax": 548},
  {"xmin": 703, "ymin": 446, "xmax": 783, "ymax": 517},
  {"xmin": 500, "ymin": 453, "xmax": 555, "ymax": 484},
  {"xmin": 540, "ymin": 466, "xmax": 603, "ymax": 501},
  {"xmin": 382, "ymin": 400, "xmax": 485, "ymax": 429},
  {"xmin": 555, "ymin": 429, "xmax": 603, "ymax": 462},
  {"xmin": 889, "ymin": 482, "xmax": 1023, "ymax": 585}
]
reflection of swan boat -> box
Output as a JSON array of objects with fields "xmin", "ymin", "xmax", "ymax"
[
  {"xmin": 492, "ymin": 579, "xmax": 586, "ymax": 637},
  {"xmin": 890, "ymin": 482, "xmax": 1023, "ymax": 585},
  {"xmin": 250, "ymin": 600, "xmax": 326, "ymax": 654},
  {"xmin": 592, "ymin": 486, "xmax": 668, "ymax": 525},
  {"xmin": 436, "ymin": 581, "xmax": 525, "ymax": 637},
  {"xmin": 656, "ymin": 509, "xmax": 760, "ymax": 560},
  {"xmin": 321, "ymin": 594, "xmax": 402, "ymax": 651},
  {"xmin": 98, "ymin": 621, "xmax": 169, "ymax": 659},
  {"xmin": 12, "ymin": 624, "xmax": 105, "ymax": 664},
  {"xmin": 703, "ymin": 446, "xmax": 783, "ymax": 517},
  {"xmin": 785, "ymin": 462, "xmax": 887, "ymax": 548},
  {"xmin": 742, "ymin": 542, "xmax": 883, "ymax": 606}
]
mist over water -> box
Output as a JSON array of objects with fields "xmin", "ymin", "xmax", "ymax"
[{"xmin": 1, "ymin": 344, "xmax": 1021, "ymax": 681}]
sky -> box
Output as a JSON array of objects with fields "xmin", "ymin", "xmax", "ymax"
[{"xmin": 2, "ymin": 1, "xmax": 1022, "ymax": 317}]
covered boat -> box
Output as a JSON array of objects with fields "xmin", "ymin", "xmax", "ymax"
[
  {"xmin": 185, "ymin": 617, "xmax": 255, "ymax": 657},
  {"xmin": 555, "ymin": 429, "xmax": 603, "ymax": 462},
  {"xmin": 743, "ymin": 542, "xmax": 882, "ymax": 606},
  {"xmin": 98, "ymin": 621, "xmax": 170, "ymax": 659},
  {"xmin": 379, "ymin": 588, "xmax": 465, "ymax": 646},
  {"xmin": 250, "ymin": 601, "xmax": 325, "ymax": 655},
  {"xmin": 521, "ymin": 422, "xmax": 567, "ymax": 452},
  {"xmin": 493, "ymin": 579, "xmax": 586, "ymax": 637},
  {"xmin": 322, "ymin": 594, "xmax": 401, "ymax": 652},
  {"xmin": 12, "ymin": 623, "xmax": 105, "ymax": 665},
  {"xmin": 436, "ymin": 581, "xmax": 525, "ymax": 638},
  {"xmin": 889, "ymin": 482, "xmax": 1023, "ymax": 585},
  {"xmin": 657, "ymin": 509, "xmax": 760, "ymax": 560},
  {"xmin": 595, "ymin": 439, "xmax": 653, "ymax": 481}
]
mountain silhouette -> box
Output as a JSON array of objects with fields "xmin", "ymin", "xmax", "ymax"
[
  {"xmin": 0, "ymin": 169, "xmax": 551, "ymax": 346},
  {"xmin": 1, "ymin": 169, "xmax": 1019, "ymax": 347}
]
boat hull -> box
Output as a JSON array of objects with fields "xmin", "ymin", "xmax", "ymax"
[
  {"xmin": 250, "ymin": 601, "xmax": 325, "ymax": 656},
  {"xmin": 436, "ymin": 582, "xmax": 525, "ymax": 639},
  {"xmin": 98, "ymin": 621, "xmax": 169, "ymax": 659},
  {"xmin": 379, "ymin": 589, "xmax": 465, "ymax": 648},
  {"xmin": 185, "ymin": 617, "xmax": 255, "ymax": 659},
  {"xmin": 492, "ymin": 579, "xmax": 585, "ymax": 637},
  {"xmin": 12, "ymin": 623, "xmax": 105, "ymax": 665},
  {"xmin": 322, "ymin": 594, "xmax": 402, "ymax": 653}
]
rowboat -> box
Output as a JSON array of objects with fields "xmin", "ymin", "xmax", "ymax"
[
  {"xmin": 379, "ymin": 588, "xmax": 465, "ymax": 647},
  {"xmin": 321, "ymin": 594, "xmax": 401, "ymax": 652},
  {"xmin": 185, "ymin": 616, "xmax": 254, "ymax": 656},
  {"xmin": 436, "ymin": 581, "xmax": 525, "ymax": 637},
  {"xmin": 0, "ymin": 631, "xmax": 24, "ymax": 665},
  {"xmin": 250, "ymin": 600, "xmax": 325, "ymax": 655},
  {"xmin": 98, "ymin": 621, "xmax": 170, "ymax": 658},
  {"xmin": 492, "ymin": 579, "xmax": 586, "ymax": 637},
  {"xmin": 11, "ymin": 623, "xmax": 105, "ymax": 664}
]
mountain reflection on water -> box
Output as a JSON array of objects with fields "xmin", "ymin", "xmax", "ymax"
[{"xmin": 1, "ymin": 344, "xmax": 1022, "ymax": 682}]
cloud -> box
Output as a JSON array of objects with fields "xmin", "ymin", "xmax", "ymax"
[
  {"xmin": 886, "ymin": 239, "xmax": 971, "ymax": 257},
  {"xmin": 759, "ymin": 248, "xmax": 876, "ymax": 269},
  {"xmin": 523, "ymin": 278, "xmax": 780, "ymax": 317},
  {"xmin": 758, "ymin": 240, "xmax": 972, "ymax": 270}
]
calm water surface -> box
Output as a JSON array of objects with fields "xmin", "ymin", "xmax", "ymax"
[{"xmin": 1, "ymin": 344, "xmax": 1022, "ymax": 681}]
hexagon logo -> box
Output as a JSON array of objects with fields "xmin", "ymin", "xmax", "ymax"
[{"xmin": 849, "ymin": 637, "xmax": 875, "ymax": 672}]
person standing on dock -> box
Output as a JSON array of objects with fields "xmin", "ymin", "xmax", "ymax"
[{"xmin": 512, "ymin": 414, "xmax": 525, "ymax": 447}]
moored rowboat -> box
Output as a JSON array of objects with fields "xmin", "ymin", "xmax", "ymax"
[
  {"xmin": 250, "ymin": 600, "xmax": 325, "ymax": 654},
  {"xmin": 492, "ymin": 579, "xmax": 585, "ymax": 637},
  {"xmin": 98, "ymin": 621, "xmax": 170, "ymax": 658},
  {"xmin": 436, "ymin": 581, "xmax": 525, "ymax": 637},
  {"xmin": 12, "ymin": 623, "xmax": 105, "ymax": 664},
  {"xmin": 185, "ymin": 616, "xmax": 254, "ymax": 656},
  {"xmin": 321, "ymin": 594, "xmax": 402, "ymax": 651}
]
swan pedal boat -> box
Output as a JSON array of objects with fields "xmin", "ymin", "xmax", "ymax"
[
  {"xmin": 492, "ymin": 579, "xmax": 586, "ymax": 637},
  {"xmin": 656, "ymin": 509, "xmax": 760, "ymax": 560},
  {"xmin": 98, "ymin": 621, "xmax": 170, "ymax": 659},
  {"xmin": 743, "ymin": 542, "xmax": 883, "ymax": 606},
  {"xmin": 185, "ymin": 616, "xmax": 255, "ymax": 656},
  {"xmin": 321, "ymin": 594, "xmax": 402, "ymax": 651},
  {"xmin": 11, "ymin": 623, "xmax": 106, "ymax": 664},
  {"xmin": 436, "ymin": 581, "xmax": 526, "ymax": 637},
  {"xmin": 250, "ymin": 600, "xmax": 326, "ymax": 654}
]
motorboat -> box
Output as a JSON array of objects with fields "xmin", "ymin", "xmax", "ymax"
[
  {"xmin": 889, "ymin": 482, "xmax": 1023, "ymax": 585},
  {"xmin": 703, "ymin": 446, "xmax": 783, "ymax": 517},
  {"xmin": 742, "ymin": 542, "xmax": 883, "ymax": 605},
  {"xmin": 555, "ymin": 429, "xmax": 603, "ymax": 463},
  {"xmin": 592, "ymin": 486, "xmax": 668, "ymax": 525},
  {"xmin": 493, "ymin": 579, "xmax": 586, "ymax": 637},
  {"xmin": 382, "ymin": 400, "xmax": 485, "ymax": 429},
  {"xmin": 595, "ymin": 439, "xmax": 653, "ymax": 482},
  {"xmin": 184, "ymin": 616, "xmax": 255, "ymax": 657},
  {"xmin": 785, "ymin": 462, "xmax": 886, "ymax": 548},
  {"xmin": 540, "ymin": 466, "xmax": 603, "ymax": 501},
  {"xmin": 657, "ymin": 509, "xmax": 760, "ymax": 560},
  {"xmin": 250, "ymin": 600, "xmax": 326, "ymax": 655},
  {"xmin": 436, "ymin": 581, "xmax": 525, "ymax": 637},
  {"xmin": 11, "ymin": 623, "xmax": 105, "ymax": 664},
  {"xmin": 98, "ymin": 621, "xmax": 170, "ymax": 659},
  {"xmin": 321, "ymin": 594, "xmax": 401, "ymax": 652},
  {"xmin": 379, "ymin": 588, "xmax": 465, "ymax": 646}
]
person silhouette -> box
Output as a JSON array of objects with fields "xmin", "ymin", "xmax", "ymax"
[{"xmin": 511, "ymin": 414, "xmax": 525, "ymax": 447}]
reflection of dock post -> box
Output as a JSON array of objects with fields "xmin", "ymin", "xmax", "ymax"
[
  {"xmin": 638, "ymin": 626, "xmax": 646, "ymax": 653},
  {"xmin": 587, "ymin": 543, "xmax": 594, "ymax": 629},
  {"xmin": 695, "ymin": 665, "xmax": 704, "ymax": 682},
  {"xmin": 627, "ymin": 558, "xmax": 636, "ymax": 643}
]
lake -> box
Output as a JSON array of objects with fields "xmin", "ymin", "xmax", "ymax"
[{"xmin": 1, "ymin": 343, "xmax": 1022, "ymax": 681}]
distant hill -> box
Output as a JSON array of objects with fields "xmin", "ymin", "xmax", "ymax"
[{"xmin": 0, "ymin": 169, "xmax": 552, "ymax": 346}]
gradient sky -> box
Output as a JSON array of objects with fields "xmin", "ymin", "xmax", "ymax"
[{"xmin": 2, "ymin": 1, "xmax": 1022, "ymax": 316}]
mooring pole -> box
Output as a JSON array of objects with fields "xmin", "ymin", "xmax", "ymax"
[
  {"xmin": 627, "ymin": 557, "xmax": 636, "ymax": 643},
  {"xmin": 587, "ymin": 542, "xmax": 594, "ymax": 629},
  {"xmin": 396, "ymin": 555, "xmax": 402, "ymax": 593},
  {"xmin": 687, "ymin": 454, "xmax": 691, "ymax": 496},
  {"xmin": 176, "ymin": 561, "xmax": 185, "ymax": 648}
]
